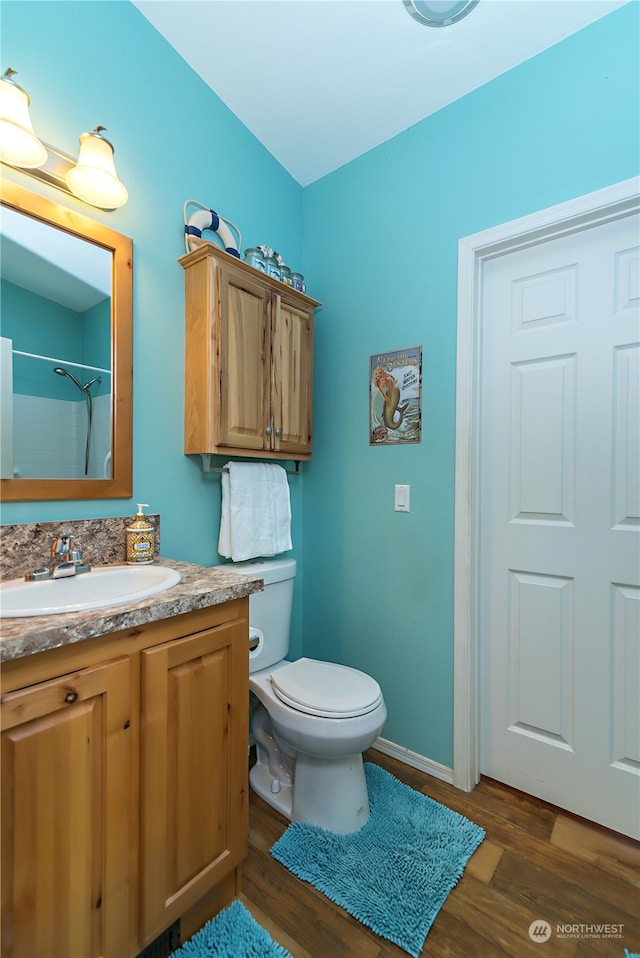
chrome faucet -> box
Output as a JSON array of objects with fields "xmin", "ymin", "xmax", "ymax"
[
  {"xmin": 50, "ymin": 535, "xmax": 80, "ymax": 579},
  {"xmin": 25, "ymin": 535, "xmax": 92, "ymax": 581}
]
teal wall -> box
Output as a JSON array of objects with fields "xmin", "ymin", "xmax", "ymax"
[
  {"xmin": 1, "ymin": 280, "xmax": 110, "ymax": 397},
  {"xmin": 1, "ymin": 2, "xmax": 638, "ymax": 766},
  {"xmin": 2, "ymin": 280, "xmax": 81, "ymax": 395},
  {"xmin": 82, "ymin": 297, "xmax": 112, "ymax": 395},
  {"xmin": 300, "ymin": 3, "xmax": 639, "ymax": 766},
  {"xmin": 0, "ymin": 0, "xmax": 308, "ymax": 655}
]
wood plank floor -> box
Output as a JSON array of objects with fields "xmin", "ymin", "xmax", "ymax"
[{"xmin": 241, "ymin": 747, "xmax": 640, "ymax": 958}]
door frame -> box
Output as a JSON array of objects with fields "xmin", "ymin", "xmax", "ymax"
[{"xmin": 452, "ymin": 176, "xmax": 640, "ymax": 791}]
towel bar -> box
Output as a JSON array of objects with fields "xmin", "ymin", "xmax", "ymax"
[{"xmin": 200, "ymin": 455, "xmax": 301, "ymax": 476}]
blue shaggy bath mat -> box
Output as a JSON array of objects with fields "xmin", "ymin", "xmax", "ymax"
[
  {"xmin": 169, "ymin": 899, "xmax": 292, "ymax": 958},
  {"xmin": 271, "ymin": 762, "xmax": 485, "ymax": 957}
]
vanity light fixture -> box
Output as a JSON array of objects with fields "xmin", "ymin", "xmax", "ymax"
[
  {"xmin": 65, "ymin": 127, "xmax": 128, "ymax": 210},
  {"xmin": 403, "ymin": 0, "xmax": 478, "ymax": 27},
  {"xmin": 0, "ymin": 68, "xmax": 47, "ymax": 168},
  {"xmin": 0, "ymin": 68, "xmax": 128, "ymax": 211}
]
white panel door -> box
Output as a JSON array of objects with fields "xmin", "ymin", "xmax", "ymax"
[{"xmin": 479, "ymin": 211, "xmax": 640, "ymax": 838}]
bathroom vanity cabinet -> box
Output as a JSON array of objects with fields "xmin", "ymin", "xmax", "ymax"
[
  {"xmin": 1, "ymin": 599, "xmax": 249, "ymax": 958},
  {"xmin": 180, "ymin": 244, "xmax": 321, "ymax": 461}
]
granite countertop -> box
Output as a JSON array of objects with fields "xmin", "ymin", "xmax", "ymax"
[{"xmin": 0, "ymin": 558, "xmax": 263, "ymax": 663}]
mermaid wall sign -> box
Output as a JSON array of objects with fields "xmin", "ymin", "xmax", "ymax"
[{"xmin": 370, "ymin": 346, "xmax": 422, "ymax": 445}]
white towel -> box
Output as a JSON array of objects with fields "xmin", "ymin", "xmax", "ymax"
[{"xmin": 218, "ymin": 461, "xmax": 292, "ymax": 561}]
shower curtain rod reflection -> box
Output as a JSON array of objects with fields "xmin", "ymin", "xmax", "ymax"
[
  {"xmin": 12, "ymin": 348, "xmax": 110, "ymax": 375},
  {"xmin": 199, "ymin": 455, "xmax": 302, "ymax": 477}
]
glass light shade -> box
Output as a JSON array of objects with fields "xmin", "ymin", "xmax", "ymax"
[
  {"xmin": 0, "ymin": 72, "xmax": 47, "ymax": 168},
  {"xmin": 65, "ymin": 128, "xmax": 128, "ymax": 209}
]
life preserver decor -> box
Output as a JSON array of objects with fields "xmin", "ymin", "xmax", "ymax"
[{"xmin": 183, "ymin": 199, "xmax": 242, "ymax": 257}]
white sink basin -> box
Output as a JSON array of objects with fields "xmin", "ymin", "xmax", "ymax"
[{"xmin": 0, "ymin": 565, "xmax": 182, "ymax": 618}]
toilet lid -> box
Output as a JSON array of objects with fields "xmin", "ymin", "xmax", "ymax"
[{"xmin": 270, "ymin": 658, "xmax": 383, "ymax": 718}]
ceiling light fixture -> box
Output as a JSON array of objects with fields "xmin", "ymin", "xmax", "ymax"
[
  {"xmin": 403, "ymin": 0, "xmax": 479, "ymax": 27},
  {"xmin": 0, "ymin": 68, "xmax": 128, "ymax": 211}
]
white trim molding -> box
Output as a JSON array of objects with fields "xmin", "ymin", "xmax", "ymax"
[
  {"xmin": 372, "ymin": 737, "xmax": 454, "ymax": 785},
  {"xmin": 453, "ymin": 177, "xmax": 640, "ymax": 792}
]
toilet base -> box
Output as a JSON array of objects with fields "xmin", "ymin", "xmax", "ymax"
[
  {"xmin": 250, "ymin": 746, "xmax": 370, "ymax": 834},
  {"xmin": 250, "ymin": 760, "xmax": 294, "ymax": 820},
  {"xmin": 292, "ymin": 752, "xmax": 370, "ymax": 833}
]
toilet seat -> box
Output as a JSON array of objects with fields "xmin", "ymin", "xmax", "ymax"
[{"xmin": 269, "ymin": 658, "xmax": 383, "ymax": 718}]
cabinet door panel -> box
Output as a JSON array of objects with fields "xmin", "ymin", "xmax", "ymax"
[
  {"xmin": 1, "ymin": 658, "xmax": 130, "ymax": 958},
  {"xmin": 219, "ymin": 267, "xmax": 271, "ymax": 450},
  {"xmin": 170, "ymin": 651, "xmax": 227, "ymax": 888},
  {"xmin": 272, "ymin": 298, "xmax": 313, "ymax": 456},
  {"xmin": 140, "ymin": 621, "xmax": 248, "ymax": 943}
]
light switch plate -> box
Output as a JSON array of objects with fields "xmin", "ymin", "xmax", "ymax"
[{"xmin": 395, "ymin": 484, "xmax": 410, "ymax": 512}]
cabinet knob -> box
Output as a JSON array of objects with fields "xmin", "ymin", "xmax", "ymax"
[
  {"xmin": 275, "ymin": 427, "xmax": 282, "ymax": 437},
  {"xmin": 265, "ymin": 426, "xmax": 273, "ymax": 436},
  {"xmin": 64, "ymin": 691, "xmax": 78, "ymax": 704}
]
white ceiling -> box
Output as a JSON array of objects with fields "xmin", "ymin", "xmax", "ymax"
[
  {"xmin": 1, "ymin": 208, "xmax": 111, "ymax": 312},
  {"xmin": 133, "ymin": 0, "xmax": 629, "ymax": 186}
]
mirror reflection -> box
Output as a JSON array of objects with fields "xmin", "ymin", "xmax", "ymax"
[
  {"xmin": 0, "ymin": 181, "xmax": 132, "ymax": 502},
  {"xmin": 1, "ymin": 208, "xmax": 113, "ymax": 480}
]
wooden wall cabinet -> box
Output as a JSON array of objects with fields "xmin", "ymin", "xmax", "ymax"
[
  {"xmin": 1, "ymin": 600, "xmax": 249, "ymax": 958},
  {"xmin": 180, "ymin": 245, "xmax": 320, "ymax": 461}
]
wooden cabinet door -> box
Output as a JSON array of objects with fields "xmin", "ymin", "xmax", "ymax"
[
  {"xmin": 1, "ymin": 658, "xmax": 131, "ymax": 958},
  {"xmin": 182, "ymin": 245, "xmax": 318, "ymax": 460},
  {"xmin": 271, "ymin": 296, "xmax": 313, "ymax": 457},
  {"xmin": 139, "ymin": 620, "xmax": 248, "ymax": 944},
  {"xmin": 218, "ymin": 264, "xmax": 271, "ymax": 451}
]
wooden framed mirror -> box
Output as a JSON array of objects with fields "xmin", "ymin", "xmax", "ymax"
[{"xmin": 0, "ymin": 180, "xmax": 132, "ymax": 500}]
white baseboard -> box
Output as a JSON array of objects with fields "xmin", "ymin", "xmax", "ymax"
[{"xmin": 371, "ymin": 737, "xmax": 454, "ymax": 786}]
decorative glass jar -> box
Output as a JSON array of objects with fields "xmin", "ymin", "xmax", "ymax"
[
  {"xmin": 279, "ymin": 265, "xmax": 292, "ymax": 286},
  {"xmin": 244, "ymin": 247, "xmax": 266, "ymax": 272},
  {"xmin": 263, "ymin": 256, "xmax": 281, "ymax": 281}
]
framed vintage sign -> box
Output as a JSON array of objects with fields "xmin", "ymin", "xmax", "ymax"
[{"xmin": 370, "ymin": 346, "xmax": 422, "ymax": 445}]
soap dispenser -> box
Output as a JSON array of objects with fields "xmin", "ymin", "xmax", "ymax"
[{"xmin": 126, "ymin": 504, "xmax": 155, "ymax": 564}]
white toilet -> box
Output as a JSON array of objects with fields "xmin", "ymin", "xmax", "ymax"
[{"xmin": 226, "ymin": 557, "xmax": 387, "ymax": 834}]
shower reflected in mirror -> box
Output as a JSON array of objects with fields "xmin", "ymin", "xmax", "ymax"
[
  {"xmin": 0, "ymin": 181, "xmax": 133, "ymax": 500},
  {"xmin": 53, "ymin": 366, "xmax": 102, "ymax": 476}
]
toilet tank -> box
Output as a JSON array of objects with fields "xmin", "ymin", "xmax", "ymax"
[{"xmin": 224, "ymin": 558, "xmax": 296, "ymax": 673}]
